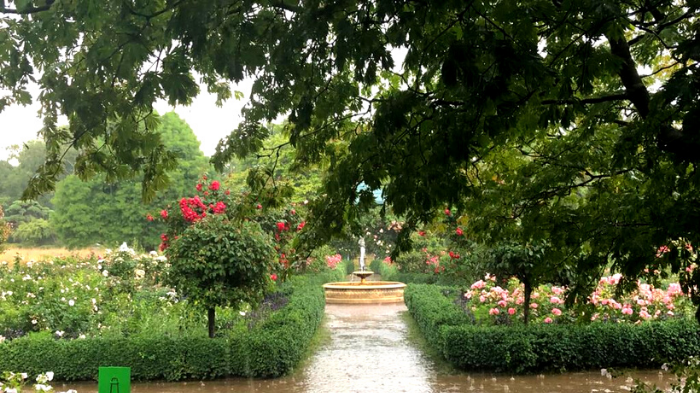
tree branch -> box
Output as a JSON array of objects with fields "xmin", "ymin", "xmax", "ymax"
[
  {"xmin": 541, "ymin": 93, "xmax": 628, "ymax": 105},
  {"xmin": 606, "ymin": 36, "xmax": 650, "ymax": 118}
]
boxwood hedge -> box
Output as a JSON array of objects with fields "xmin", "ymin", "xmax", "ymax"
[
  {"xmin": 0, "ymin": 269, "xmax": 343, "ymax": 381},
  {"xmin": 405, "ymin": 283, "xmax": 700, "ymax": 373}
]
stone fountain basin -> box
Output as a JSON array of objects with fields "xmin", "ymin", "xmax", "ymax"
[{"xmin": 323, "ymin": 281, "xmax": 407, "ymax": 304}]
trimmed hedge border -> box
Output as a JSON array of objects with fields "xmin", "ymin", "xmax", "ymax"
[
  {"xmin": 0, "ymin": 269, "xmax": 344, "ymax": 381},
  {"xmin": 405, "ymin": 283, "xmax": 700, "ymax": 373},
  {"xmin": 372, "ymin": 260, "xmax": 463, "ymax": 286}
]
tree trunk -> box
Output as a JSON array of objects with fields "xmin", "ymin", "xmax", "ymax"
[
  {"xmin": 523, "ymin": 279, "xmax": 532, "ymax": 325},
  {"xmin": 208, "ymin": 308, "xmax": 215, "ymax": 338}
]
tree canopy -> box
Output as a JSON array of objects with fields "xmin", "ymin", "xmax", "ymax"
[{"xmin": 3, "ymin": 1, "xmax": 700, "ymax": 304}]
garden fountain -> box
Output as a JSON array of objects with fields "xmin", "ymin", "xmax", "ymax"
[
  {"xmin": 323, "ymin": 239, "xmax": 406, "ymax": 304},
  {"xmin": 323, "ymin": 270, "xmax": 407, "ymax": 304}
]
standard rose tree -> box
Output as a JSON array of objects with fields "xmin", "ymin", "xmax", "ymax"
[
  {"xmin": 165, "ymin": 216, "xmax": 275, "ymax": 338},
  {"xmin": 153, "ymin": 177, "xmax": 306, "ymax": 337}
]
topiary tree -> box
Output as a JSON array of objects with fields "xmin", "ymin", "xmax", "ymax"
[
  {"xmin": 158, "ymin": 177, "xmax": 300, "ymax": 338},
  {"xmin": 165, "ymin": 215, "xmax": 276, "ymax": 338}
]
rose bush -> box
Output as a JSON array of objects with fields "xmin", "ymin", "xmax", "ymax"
[{"xmin": 459, "ymin": 273, "xmax": 693, "ymax": 325}]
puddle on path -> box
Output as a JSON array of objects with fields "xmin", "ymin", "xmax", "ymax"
[{"xmin": 62, "ymin": 303, "xmax": 671, "ymax": 393}]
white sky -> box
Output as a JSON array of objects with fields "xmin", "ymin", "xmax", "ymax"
[{"xmin": 0, "ymin": 77, "xmax": 255, "ymax": 160}]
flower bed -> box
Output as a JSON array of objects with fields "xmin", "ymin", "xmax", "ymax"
[
  {"xmin": 2, "ymin": 271, "xmax": 342, "ymax": 380},
  {"xmin": 459, "ymin": 273, "xmax": 694, "ymax": 325},
  {"xmin": 405, "ymin": 284, "xmax": 700, "ymax": 373}
]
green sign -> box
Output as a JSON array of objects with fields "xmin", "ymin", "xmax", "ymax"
[{"xmin": 98, "ymin": 367, "xmax": 130, "ymax": 393}]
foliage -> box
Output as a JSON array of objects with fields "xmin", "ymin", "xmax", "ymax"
[
  {"xmin": 374, "ymin": 259, "xmax": 465, "ymax": 287},
  {"xmin": 633, "ymin": 358, "xmax": 700, "ymax": 393},
  {"xmin": 3, "ymin": 200, "xmax": 52, "ymax": 226},
  {"xmin": 0, "ymin": 141, "xmax": 60, "ymax": 209},
  {"xmin": 11, "ymin": 219, "xmax": 55, "ymax": 246},
  {"xmin": 0, "ymin": 270, "xmax": 343, "ymax": 381},
  {"xmin": 0, "ymin": 371, "xmax": 72, "ymax": 393},
  {"xmin": 4, "ymin": 0, "xmax": 700, "ymax": 317},
  {"xmin": 165, "ymin": 216, "xmax": 276, "ymax": 337},
  {"xmin": 0, "ymin": 250, "xmax": 188, "ymax": 339},
  {"xmin": 49, "ymin": 112, "xmax": 210, "ymax": 249},
  {"xmin": 0, "ymin": 206, "xmax": 9, "ymax": 253},
  {"xmin": 405, "ymin": 284, "xmax": 700, "ymax": 373}
]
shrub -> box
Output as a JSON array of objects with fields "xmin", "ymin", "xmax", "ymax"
[
  {"xmin": 405, "ymin": 284, "xmax": 700, "ymax": 373},
  {"xmin": 342, "ymin": 259, "xmax": 355, "ymax": 275}
]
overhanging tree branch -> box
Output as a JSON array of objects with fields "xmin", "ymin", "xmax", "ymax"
[
  {"xmin": 606, "ymin": 36, "xmax": 650, "ymax": 118},
  {"xmin": 541, "ymin": 93, "xmax": 628, "ymax": 105}
]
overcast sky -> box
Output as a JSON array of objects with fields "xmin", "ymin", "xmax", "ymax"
[{"xmin": 0, "ymin": 77, "xmax": 255, "ymax": 160}]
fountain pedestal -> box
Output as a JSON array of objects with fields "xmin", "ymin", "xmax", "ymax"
[{"xmin": 323, "ymin": 270, "xmax": 406, "ymax": 304}]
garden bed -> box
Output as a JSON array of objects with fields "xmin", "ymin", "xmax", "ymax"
[
  {"xmin": 0, "ymin": 255, "xmax": 343, "ymax": 380},
  {"xmin": 404, "ymin": 284, "xmax": 700, "ymax": 373}
]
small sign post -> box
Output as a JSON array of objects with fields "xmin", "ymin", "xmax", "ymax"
[{"xmin": 98, "ymin": 367, "xmax": 130, "ymax": 393}]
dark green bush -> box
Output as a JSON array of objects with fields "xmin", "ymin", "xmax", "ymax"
[
  {"xmin": 377, "ymin": 262, "xmax": 463, "ymax": 286},
  {"xmin": 0, "ymin": 269, "xmax": 344, "ymax": 381},
  {"xmin": 405, "ymin": 284, "xmax": 700, "ymax": 373},
  {"xmin": 342, "ymin": 259, "xmax": 356, "ymax": 275},
  {"xmin": 369, "ymin": 259, "xmax": 383, "ymax": 274}
]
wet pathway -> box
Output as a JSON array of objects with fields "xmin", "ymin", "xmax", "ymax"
[
  {"xmin": 63, "ymin": 302, "xmax": 672, "ymax": 393},
  {"xmin": 305, "ymin": 303, "xmax": 433, "ymax": 392}
]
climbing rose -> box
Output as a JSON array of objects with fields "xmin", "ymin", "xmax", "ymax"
[
  {"xmin": 489, "ymin": 308, "xmax": 500, "ymax": 315},
  {"xmin": 544, "ymin": 317, "xmax": 553, "ymax": 324},
  {"xmin": 418, "ymin": 231, "xmax": 426, "ymax": 236},
  {"xmin": 160, "ymin": 210, "xmax": 168, "ymax": 219},
  {"xmin": 225, "ymin": 189, "xmax": 231, "ymax": 195},
  {"xmin": 196, "ymin": 183, "xmax": 203, "ymax": 191},
  {"xmin": 146, "ymin": 214, "xmax": 154, "ymax": 222},
  {"xmin": 448, "ymin": 251, "xmax": 460, "ymax": 259},
  {"xmin": 276, "ymin": 222, "xmax": 286, "ymax": 231},
  {"xmin": 290, "ymin": 209, "xmax": 296, "ymax": 215},
  {"xmin": 297, "ymin": 221, "xmax": 306, "ymax": 231},
  {"xmin": 270, "ymin": 273, "xmax": 278, "ymax": 281},
  {"xmin": 444, "ymin": 209, "xmax": 451, "ymax": 216},
  {"xmin": 209, "ymin": 181, "xmax": 220, "ymax": 191},
  {"xmin": 456, "ymin": 227, "xmax": 463, "ymax": 236},
  {"xmin": 552, "ymin": 308, "xmax": 562, "ymax": 316},
  {"xmin": 508, "ymin": 308, "xmax": 516, "ymax": 315},
  {"xmin": 256, "ymin": 204, "xmax": 262, "ymax": 210},
  {"xmin": 530, "ymin": 303, "xmax": 538, "ymax": 309}
]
